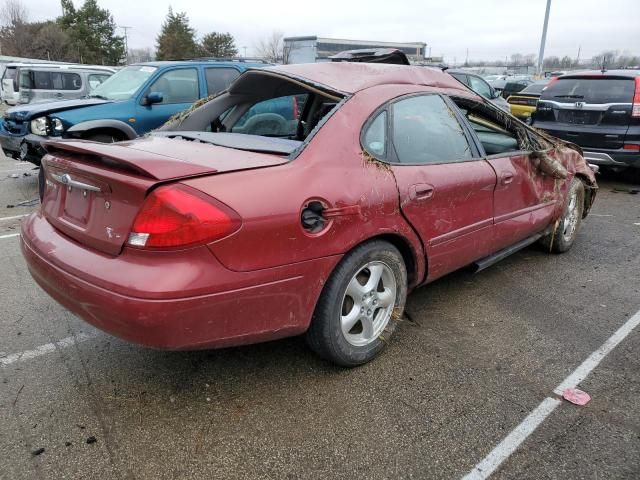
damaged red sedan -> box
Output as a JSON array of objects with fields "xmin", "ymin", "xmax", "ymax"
[{"xmin": 21, "ymin": 63, "xmax": 597, "ymax": 366}]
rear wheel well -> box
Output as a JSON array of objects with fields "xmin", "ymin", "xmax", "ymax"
[{"xmin": 361, "ymin": 233, "xmax": 419, "ymax": 288}]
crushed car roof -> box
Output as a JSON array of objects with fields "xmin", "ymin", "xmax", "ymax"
[{"xmin": 262, "ymin": 62, "xmax": 475, "ymax": 95}]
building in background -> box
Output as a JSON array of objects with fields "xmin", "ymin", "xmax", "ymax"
[{"xmin": 284, "ymin": 36, "xmax": 426, "ymax": 64}]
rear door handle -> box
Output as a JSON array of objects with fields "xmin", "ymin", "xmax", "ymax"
[
  {"xmin": 409, "ymin": 183, "xmax": 435, "ymax": 200},
  {"xmin": 500, "ymin": 172, "xmax": 514, "ymax": 185}
]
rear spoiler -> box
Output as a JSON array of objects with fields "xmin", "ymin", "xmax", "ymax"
[{"xmin": 42, "ymin": 139, "xmax": 213, "ymax": 180}]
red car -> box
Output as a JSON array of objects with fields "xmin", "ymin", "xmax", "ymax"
[{"xmin": 21, "ymin": 63, "xmax": 597, "ymax": 366}]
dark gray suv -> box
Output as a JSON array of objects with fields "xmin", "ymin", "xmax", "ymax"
[{"xmin": 533, "ymin": 70, "xmax": 640, "ymax": 169}]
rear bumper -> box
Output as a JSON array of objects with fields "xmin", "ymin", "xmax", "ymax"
[
  {"xmin": 509, "ymin": 105, "xmax": 535, "ymax": 120},
  {"xmin": 581, "ymin": 149, "xmax": 640, "ymax": 168},
  {"xmin": 21, "ymin": 212, "xmax": 340, "ymax": 350}
]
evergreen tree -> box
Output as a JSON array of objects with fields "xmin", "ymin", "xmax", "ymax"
[
  {"xmin": 199, "ymin": 32, "xmax": 238, "ymax": 58},
  {"xmin": 155, "ymin": 7, "xmax": 198, "ymax": 60},
  {"xmin": 59, "ymin": 0, "xmax": 124, "ymax": 64}
]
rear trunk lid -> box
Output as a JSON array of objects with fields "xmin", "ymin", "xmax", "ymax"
[
  {"xmin": 41, "ymin": 135, "xmax": 290, "ymax": 255},
  {"xmin": 534, "ymin": 75, "xmax": 635, "ymax": 149}
]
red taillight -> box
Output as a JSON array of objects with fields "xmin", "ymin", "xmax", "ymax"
[
  {"xmin": 127, "ymin": 185, "xmax": 241, "ymax": 249},
  {"xmin": 623, "ymin": 144, "xmax": 640, "ymax": 151},
  {"xmin": 632, "ymin": 77, "xmax": 640, "ymax": 118}
]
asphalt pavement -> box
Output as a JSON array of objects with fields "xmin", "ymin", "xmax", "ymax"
[{"xmin": 0, "ymin": 151, "xmax": 638, "ymax": 479}]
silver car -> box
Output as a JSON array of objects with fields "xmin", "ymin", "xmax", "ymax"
[
  {"xmin": 448, "ymin": 70, "xmax": 511, "ymax": 113},
  {"xmin": 5, "ymin": 64, "xmax": 115, "ymax": 105}
]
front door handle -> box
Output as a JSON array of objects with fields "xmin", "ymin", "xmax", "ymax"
[
  {"xmin": 409, "ymin": 183, "xmax": 435, "ymax": 201},
  {"xmin": 500, "ymin": 172, "xmax": 514, "ymax": 185}
]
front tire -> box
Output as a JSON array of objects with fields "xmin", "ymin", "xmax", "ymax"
[
  {"xmin": 306, "ymin": 240, "xmax": 407, "ymax": 367},
  {"xmin": 540, "ymin": 178, "xmax": 585, "ymax": 253}
]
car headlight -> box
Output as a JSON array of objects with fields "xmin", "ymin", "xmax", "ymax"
[
  {"xmin": 30, "ymin": 117, "xmax": 48, "ymax": 136},
  {"xmin": 51, "ymin": 118, "xmax": 64, "ymax": 135}
]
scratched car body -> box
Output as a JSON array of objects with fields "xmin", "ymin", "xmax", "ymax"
[{"xmin": 21, "ymin": 63, "xmax": 597, "ymax": 366}]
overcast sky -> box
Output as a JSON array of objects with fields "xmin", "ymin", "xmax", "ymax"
[{"xmin": 23, "ymin": 0, "xmax": 640, "ymax": 62}]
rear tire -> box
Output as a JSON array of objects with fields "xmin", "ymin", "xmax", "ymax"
[
  {"xmin": 540, "ymin": 178, "xmax": 585, "ymax": 253},
  {"xmin": 305, "ymin": 240, "xmax": 407, "ymax": 367}
]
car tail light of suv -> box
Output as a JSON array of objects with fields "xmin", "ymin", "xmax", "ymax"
[
  {"xmin": 127, "ymin": 185, "xmax": 241, "ymax": 249},
  {"xmin": 632, "ymin": 77, "xmax": 640, "ymax": 118}
]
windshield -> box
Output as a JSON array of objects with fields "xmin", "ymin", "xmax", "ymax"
[{"xmin": 89, "ymin": 65, "xmax": 157, "ymax": 101}]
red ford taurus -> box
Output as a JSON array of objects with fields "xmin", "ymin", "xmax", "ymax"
[{"xmin": 21, "ymin": 63, "xmax": 597, "ymax": 366}]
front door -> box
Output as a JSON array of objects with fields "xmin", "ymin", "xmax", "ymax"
[
  {"xmin": 135, "ymin": 67, "xmax": 200, "ymax": 133},
  {"xmin": 362, "ymin": 94, "xmax": 497, "ymax": 282}
]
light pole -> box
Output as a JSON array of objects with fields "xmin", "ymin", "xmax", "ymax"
[
  {"xmin": 537, "ymin": 0, "xmax": 552, "ymax": 75},
  {"xmin": 119, "ymin": 25, "xmax": 132, "ymax": 65}
]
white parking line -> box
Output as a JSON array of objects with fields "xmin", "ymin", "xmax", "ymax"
[
  {"xmin": 0, "ymin": 233, "xmax": 20, "ymax": 239},
  {"xmin": 0, "ymin": 332, "xmax": 98, "ymax": 367},
  {"xmin": 0, "ymin": 167, "xmax": 34, "ymax": 174},
  {"xmin": 462, "ymin": 309, "xmax": 640, "ymax": 480},
  {"xmin": 0, "ymin": 214, "xmax": 29, "ymax": 222}
]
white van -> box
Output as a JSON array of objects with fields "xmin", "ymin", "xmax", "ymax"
[{"xmin": 2, "ymin": 63, "xmax": 115, "ymax": 105}]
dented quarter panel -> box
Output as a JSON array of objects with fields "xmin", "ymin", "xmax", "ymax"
[{"xmin": 185, "ymin": 84, "xmax": 431, "ymax": 284}]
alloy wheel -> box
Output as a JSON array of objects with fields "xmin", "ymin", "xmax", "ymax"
[{"xmin": 340, "ymin": 261, "xmax": 397, "ymax": 347}]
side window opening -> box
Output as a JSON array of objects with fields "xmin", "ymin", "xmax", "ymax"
[
  {"xmin": 147, "ymin": 68, "xmax": 199, "ymax": 104},
  {"xmin": 205, "ymin": 68, "xmax": 240, "ymax": 96},
  {"xmin": 452, "ymin": 97, "xmax": 548, "ymax": 155},
  {"xmin": 363, "ymin": 110, "xmax": 387, "ymax": 158},
  {"xmin": 390, "ymin": 94, "xmax": 473, "ymax": 164}
]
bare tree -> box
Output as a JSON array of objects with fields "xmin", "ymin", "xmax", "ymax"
[
  {"xmin": 0, "ymin": 0, "xmax": 27, "ymax": 27},
  {"xmin": 255, "ymin": 31, "xmax": 288, "ymax": 63},
  {"xmin": 0, "ymin": 0, "xmax": 30, "ymax": 56},
  {"xmin": 128, "ymin": 47, "xmax": 154, "ymax": 63}
]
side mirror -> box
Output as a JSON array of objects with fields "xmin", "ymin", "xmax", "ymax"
[{"xmin": 143, "ymin": 91, "xmax": 163, "ymax": 106}]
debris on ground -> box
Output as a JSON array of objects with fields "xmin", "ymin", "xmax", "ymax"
[
  {"xmin": 562, "ymin": 388, "xmax": 591, "ymax": 406},
  {"xmin": 65, "ymin": 442, "xmax": 72, "ymax": 447},
  {"xmin": 8, "ymin": 174, "xmax": 19, "ymax": 179},
  {"xmin": 13, "ymin": 384, "xmax": 24, "ymax": 406},
  {"xmin": 86, "ymin": 436, "xmax": 97, "ymax": 444},
  {"xmin": 31, "ymin": 448, "xmax": 45, "ymax": 456},
  {"xmin": 7, "ymin": 198, "xmax": 39, "ymax": 208}
]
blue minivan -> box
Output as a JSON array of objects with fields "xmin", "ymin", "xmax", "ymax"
[{"xmin": 0, "ymin": 59, "xmax": 269, "ymax": 164}]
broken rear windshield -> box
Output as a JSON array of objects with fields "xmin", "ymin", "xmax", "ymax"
[
  {"xmin": 153, "ymin": 131, "xmax": 303, "ymax": 155},
  {"xmin": 157, "ymin": 70, "xmax": 344, "ymax": 155}
]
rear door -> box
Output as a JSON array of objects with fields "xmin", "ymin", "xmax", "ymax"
[
  {"xmin": 534, "ymin": 76, "xmax": 636, "ymax": 149},
  {"xmin": 453, "ymin": 98, "xmax": 559, "ymax": 249},
  {"xmin": 1, "ymin": 66, "xmax": 19, "ymax": 103},
  {"xmin": 362, "ymin": 93, "xmax": 497, "ymax": 282},
  {"xmin": 204, "ymin": 67, "xmax": 240, "ymax": 96}
]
